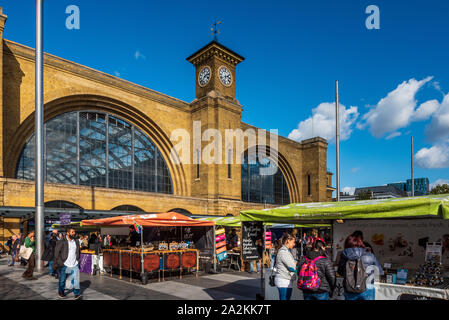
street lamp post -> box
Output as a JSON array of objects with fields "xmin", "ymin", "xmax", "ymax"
[
  {"xmin": 336, "ymin": 80, "xmax": 340, "ymax": 202},
  {"xmin": 35, "ymin": 0, "xmax": 45, "ymax": 273}
]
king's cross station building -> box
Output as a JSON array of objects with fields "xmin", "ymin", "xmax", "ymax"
[{"xmin": 0, "ymin": 8, "xmax": 334, "ymax": 248}]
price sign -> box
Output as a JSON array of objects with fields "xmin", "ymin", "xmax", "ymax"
[{"xmin": 242, "ymin": 221, "xmax": 263, "ymax": 261}]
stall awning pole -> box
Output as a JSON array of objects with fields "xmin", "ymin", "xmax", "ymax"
[
  {"xmin": 261, "ymin": 224, "xmax": 266, "ymax": 298},
  {"xmin": 213, "ymin": 227, "xmax": 217, "ymax": 273},
  {"xmin": 141, "ymin": 228, "xmax": 144, "ymax": 277}
]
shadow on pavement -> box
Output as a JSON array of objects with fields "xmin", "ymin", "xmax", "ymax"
[
  {"xmin": 203, "ymin": 278, "xmax": 261, "ymax": 300},
  {"xmin": 80, "ymin": 280, "xmax": 91, "ymax": 294}
]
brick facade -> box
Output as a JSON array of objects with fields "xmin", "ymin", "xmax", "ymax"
[{"xmin": 0, "ymin": 8, "xmax": 333, "ymax": 250}]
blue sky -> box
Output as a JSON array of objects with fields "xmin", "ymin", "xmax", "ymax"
[{"xmin": 2, "ymin": 0, "xmax": 449, "ymax": 195}]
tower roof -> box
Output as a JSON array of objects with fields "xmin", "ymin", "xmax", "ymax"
[{"xmin": 186, "ymin": 40, "xmax": 245, "ymax": 66}]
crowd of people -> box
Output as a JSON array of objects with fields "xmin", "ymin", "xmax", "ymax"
[
  {"xmin": 3, "ymin": 228, "xmax": 138, "ymax": 300},
  {"xmin": 5, "ymin": 229, "xmax": 83, "ymax": 299},
  {"xmin": 271, "ymin": 229, "xmax": 383, "ymax": 300}
]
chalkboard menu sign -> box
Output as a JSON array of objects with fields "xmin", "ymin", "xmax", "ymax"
[{"xmin": 242, "ymin": 221, "xmax": 264, "ymax": 261}]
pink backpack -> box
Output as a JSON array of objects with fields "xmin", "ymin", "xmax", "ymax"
[{"xmin": 297, "ymin": 256, "xmax": 325, "ymax": 290}]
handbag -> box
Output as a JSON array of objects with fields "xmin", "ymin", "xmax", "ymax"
[{"xmin": 19, "ymin": 245, "xmax": 33, "ymax": 261}]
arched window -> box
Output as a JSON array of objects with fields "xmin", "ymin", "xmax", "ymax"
[
  {"xmin": 241, "ymin": 149, "xmax": 290, "ymax": 205},
  {"xmin": 111, "ymin": 205, "xmax": 144, "ymax": 213},
  {"xmin": 169, "ymin": 208, "xmax": 192, "ymax": 216},
  {"xmin": 16, "ymin": 111, "xmax": 173, "ymax": 194},
  {"xmin": 45, "ymin": 201, "xmax": 83, "ymax": 209}
]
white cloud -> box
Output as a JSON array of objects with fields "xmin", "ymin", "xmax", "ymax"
[
  {"xmin": 288, "ymin": 102, "xmax": 359, "ymax": 143},
  {"xmin": 415, "ymin": 143, "xmax": 449, "ymax": 169},
  {"xmin": 342, "ymin": 187, "xmax": 356, "ymax": 195},
  {"xmin": 425, "ymin": 93, "xmax": 449, "ymax": 143},
  {"xmin": 361, "ymin": 77, "xmax": 433, "ymax": 138},
  {"xmin": 386, "ymin": 131, "xmax": 402, "ymax": 140},
  {"xmin": 135, "ymin": 50, "xmax": 146, "ymax": 60},
  {"xmin": 430, "ymin": 179, "xmax": 449, "ymax": 189},
  {"xmin": 114, "ymin": 71, "xmax": 121, "ymax": 77},
  {"xmin": 412, "ymin": 99, "xmax": 440, "ymax": 121},
  {"xmin": 351, "ymin": 167, "xmax": 360, "ymax": 173}
]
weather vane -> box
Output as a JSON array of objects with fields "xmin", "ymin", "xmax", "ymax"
[{"xmin": 211, "ymin": 20, "xmax": 221, "ymax": 41}]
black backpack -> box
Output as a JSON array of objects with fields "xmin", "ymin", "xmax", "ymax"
[{"xmin": 344, "ymin": 258, "xmax": 368, "ymax": 293}]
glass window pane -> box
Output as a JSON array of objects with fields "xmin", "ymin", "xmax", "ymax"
[
  {"xmin": 241, "ymin": 150, "xmax": 290, "ymax": 205},
  {"xmin": 15, "ymin": 111, "xmax": 173, "ymax": 195},
  {"xmin": 79, "ymin": 112, "xmax": 106, "ymax": 188}
]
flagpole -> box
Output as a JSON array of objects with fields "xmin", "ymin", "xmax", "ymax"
[
  {"xmin": 336, "ymin": 80, "xmax": 341, "ymax": 202},
  {"xmin": 35, "ymin": 0, "xmax": 45, "ymax": 273},
  {"xmin": 411, "ymin": 136, "xmax": 414, "ymax": 197}
]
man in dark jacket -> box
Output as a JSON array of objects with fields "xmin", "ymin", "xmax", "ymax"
[
  {"xmin": 298, "ymin": 240, "xmax": 336, "ymax": 300},
  {"xmin": 54, "ymin": 228, "xmax": 81, "ymax": 299},
  {"xmin": 42, "ymin": 231, "xmax": 58, "ymax": 277},
  {"xmin": 127, "ymin": 226, "xmax": 140, "ymax": 247},
  {"xmin": 8, "ymin": 235, "xmax": 20, "ymax": 266}
]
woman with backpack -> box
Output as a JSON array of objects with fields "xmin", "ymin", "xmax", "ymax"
[
  {"xmin": 297, "ymin": 240, "xmax": 336, "ymax": 300},
  {"xmin": 338, "ymin": 235, "xmax": 383, "ymax": 300},
  {"xmin": 273, "ymin": 234, "xmax": 297, "ymax": 300}
]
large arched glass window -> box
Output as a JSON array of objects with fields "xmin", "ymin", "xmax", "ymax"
[
  {"xmin": 241, "ymin": 150, "xmax": 290, "ymax": 205},
  {"xmin": 16, "ymin": 111, "xmax": 173, "ymax": 194}
]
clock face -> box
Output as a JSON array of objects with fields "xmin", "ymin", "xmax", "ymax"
[
  {"xmin": 198, "ymin": 66, "xmax": 211, "ymax": 87},
  {"xmin": 219, "ymin": 66, "xmax": 232, "ymax": 86}
]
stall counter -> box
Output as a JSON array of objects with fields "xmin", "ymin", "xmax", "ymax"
[{"xmin": 374, "ymin": 282, "xmax": 449, "ymax": 300}]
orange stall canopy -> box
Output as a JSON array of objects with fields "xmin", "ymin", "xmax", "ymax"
[{"xmin": 81, "ymin": 212, "xmax": 215, "ymax": 227}]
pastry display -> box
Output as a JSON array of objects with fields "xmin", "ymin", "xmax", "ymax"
[
  {"xmin": 158, "ymin": 242, "xmax": 168, "ymax": 251},
  {"xmin": 407, "ymin": 257, "xmax": 445, "ymax": 287},
  {"xmin": 169, "ymin": 241, "xmax": 179, "ymax": 250}
]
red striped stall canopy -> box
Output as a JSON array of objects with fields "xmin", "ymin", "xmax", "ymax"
[{"xmin": 81, "ymin": 212, "xmax": 215, "ymax": 227}]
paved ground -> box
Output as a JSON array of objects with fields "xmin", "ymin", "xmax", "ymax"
[{"xmin": 0, "ymin": 256, "xmax": 262, "ymax": 300}]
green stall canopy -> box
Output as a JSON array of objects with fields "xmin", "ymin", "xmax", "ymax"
[
  {"xmin": 51, "ymin": 222, "xmax": 100, "ymax": 230},
  {"xmin": 194, "ymin": 215, "xmax": 331, "ymax": 228},
  {"xmin": 241, "ymin": 194, "xmax": 449, "ymax": 224},
  {"xmin": 195, "ymin": 216, "xmax": 241, "ymax": 227}
]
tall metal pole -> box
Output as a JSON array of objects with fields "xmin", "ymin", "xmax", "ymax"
[
  {"xmin": 35, "ymin": 0, "xmax": 45, "ymax": 273},
  {"xmin": 411, "ymin": 136, "xmax": 414, "ymax": 197},
  {"xmin": 336, "ymin": 80, "xmax": 340, "ymax": 202}
]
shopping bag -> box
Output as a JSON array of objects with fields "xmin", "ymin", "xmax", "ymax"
[{"xmin": 19, "ymin": 245, "xmax": 33, "ymax": 260}]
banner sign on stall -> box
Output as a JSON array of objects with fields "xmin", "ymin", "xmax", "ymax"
[
  {"xmin": 59, "ymin": 212, "xmax": 71, "ymax": 226},
  {"xmin": 265, "ymin": 231, "xmax": 272, "ymax": 250},
  {"xmin": 333, "ymin": 219, "xmax": 449, "ymax": 268},
  {"xmin": 242, "ymin": 221, "xmax": 264, "ymax": 261},
  {"xmin": 215, "ymin": 228, "xmax": 228, "ymax": 262},
  {"xmin": 79, "ymin": 253, "xmax": 92, "ymax": 274}
]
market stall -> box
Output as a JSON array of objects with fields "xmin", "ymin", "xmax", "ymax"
[
  {"xmin": 81, "ymin": 212, "xmax": 215, "ymax": 284},
  {"xmin": 240, "ymin": 194, "xmax": 449, "ymax": 300}
]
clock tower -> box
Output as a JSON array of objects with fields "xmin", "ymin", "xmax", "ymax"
[
  {"xmin": 187, "ymin": 41, "xmax": 246, "ymax": 209},
  {"xmin": 186, "ymin": 40, "xmax": 245, "ymax": 103}
]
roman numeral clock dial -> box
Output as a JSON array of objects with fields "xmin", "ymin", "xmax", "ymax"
[
  {"xmin": 219, "ymin": 66, "xmax": 232, "ymax": 86},
  {"xmin": 198, "ymin": 66, "xmax": 211, "ymax": 87}
]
